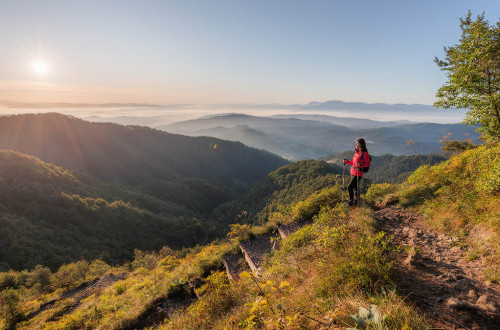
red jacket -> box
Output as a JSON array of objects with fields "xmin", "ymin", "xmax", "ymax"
[{"xmin": 345, "ymin": 150, "xmax": 371, "ymax": 177}]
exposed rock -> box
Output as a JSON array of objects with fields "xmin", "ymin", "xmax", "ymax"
[
  {"xmin": 271, "ymin": 238, "xmax": 280, "ymax": 252},
  {"xmin": 476, "ymin": 295, "xmax": 498, "ymax": 314},
  {"xmin": 156, "ymin": 307, "xmax": 168, "ymax": 322},
  {"xmin": 278, "ymin": 220, "xmax": 312, "ymax": 239},
  {"xmin": 222, "ymin": 252, "xmax": 248, "ymax": 281},
  {"xmin": 452, "ymin": 278, "xmax": 471, "ymax": 291},
  {"xmin": 438, "ymin": 234, "xmax": 449, "ymax": 241},
  {"xmin": 467, "ymin": 289, "xmax": 478, "ymax": 301},
  {"xmin": 404, "ymin": 247, "xmax": 421, "ymax": 268},
  {"xmin": 240, "ymin": 235, "xmax": 274, "ymax": 275},
  {"xmin": 447, "ymin": 297, "xmax": 475, "ymax": 310}
]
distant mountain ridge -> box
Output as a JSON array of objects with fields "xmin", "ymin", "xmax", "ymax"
[
  {"xmin": 162, "ymin": 113, "xmax": 349, "ymax": 135},
  {"xmin": 162, "ymin": 113, "xmax": 480, "ymax": 160},
  {"xmin": 0, "ymin": 99, "xmax": 439, "ymax": 110},
  {"xmin": 302, "ymin": 100, "xmax": 437, "ymax": 111},
  {"xmin": 270, "ymin": 114, "xmax": 413, "ymax": 129}
]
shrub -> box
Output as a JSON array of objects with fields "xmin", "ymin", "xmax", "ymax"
[
  {"xmin": 28, "ymin": 265, "xmax": 52, "ymax": 291},
  {"xmin": 364, "ymin": 183, "xmax": 396, "ymax": 205},
  {"xmin": 53, "ymin": 260, "xmax": 89, "ymax": 289},
  {"xmin": 441, "ymin": 139, "xmax": 478, "ymax": 152},
  {"xmin": 280, "ymin": 224, "xmax": 316, "ymax": 253},
  {"xmin": 114, "ymin": 282, "xmax": 127, "ymax": 295},
  {"xmin": 131, "ymin": 249, "xmax": 159, "ymax": 270},
  {"xmin": 158, "ymin": 256, "xmax": 179, "ymax": 271},
  {"xmin": 0, "ymin": 271, "xmax": 18, "ymax": 290},
  {"xmin": 227, "ymin": 223, "xmax": 253, "ymax": 243},
  {"xmin": 89, "ymin": 259, "xmax": 110, "ymax": 277},
  {"xmin": 399, "ymin": 185, "xmax": 435, "ymax": 207},
  {"xmin": 339, "ymin": 232, "xmax": 394, "ymax": 290},
  {"xmin": 168, "ymin": 271, "xmax": 237, "ymax": 329},
  {"xmin": 0, "ymin": 288, "xmax": 22, "ymax": 325},
  {"xmin": 290, "ymin": 186, "xmax": 341, "ymax": 223}
]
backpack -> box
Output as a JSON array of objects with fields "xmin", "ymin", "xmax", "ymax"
[{"xmin": 359, "ymin": 152, "xmax": 372, "ymax": 173}]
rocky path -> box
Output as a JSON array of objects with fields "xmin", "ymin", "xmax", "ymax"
[
  {"xmin": 23, "ymin": 273, "xmax": 127, "ymax": 323},
  {"xmin": 374, "ymin": 207, "xmax": 500, "ymax": 329}
]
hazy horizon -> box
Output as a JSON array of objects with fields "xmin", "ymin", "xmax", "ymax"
[{"xmin": 0, "ymin": 99, "xmax": 468, "ymax": 125}]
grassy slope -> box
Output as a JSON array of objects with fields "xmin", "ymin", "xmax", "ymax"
[
  {"xmin": 6, "ymin": 145, "xmax": 498, "ymax": 329},
  {"xmin": 366, "ymin": 143, "xmax": 500, "ymax": 280},
  {"xmin": 5, "ymin": 187, "xmax": 428, "ymax": 329}
]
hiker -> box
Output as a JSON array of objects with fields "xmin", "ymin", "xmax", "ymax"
[{"xmin": 343, "ymin": 138, "xmax": 371, "ymax": 206}]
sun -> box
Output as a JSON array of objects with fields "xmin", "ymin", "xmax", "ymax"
[{"xmin": 32, "ymin": 60, "xmax": 49, "ymax": 76}]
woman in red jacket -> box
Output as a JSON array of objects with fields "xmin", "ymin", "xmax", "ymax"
[{"xmin": 343, "ymin": 138, "xmax": 371, "ymax": 206}]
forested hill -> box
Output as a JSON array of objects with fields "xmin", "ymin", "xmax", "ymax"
[
  {"xmin": 0, "ymin": 113, "xmax": 288, "ymax": 271},
  {"xmin": 0, "ymin": 113, "xmax": 288, "ymax": 188},
  {"xmin": 244, "ymin": 160, "xmax": 344, "ymax": 221},
  {"xmin": 326, "ymin": 151, "xmax": 449, "ymax": 183},
  {"xmin": 0, "ymin": 150, "xmax": 236, "ymax": 271}
]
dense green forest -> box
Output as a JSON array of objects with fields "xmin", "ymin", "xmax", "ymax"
[
  {"xmin": 326, "ymin": 151, "xmax": 448, "ymax": 183},
  {"xmin": 0, "ymin": 150, "xmax": 236, "ymax": 271},
  {"xmin": 243, "ymin": 160, "xmax": 344, "ymax": 222},
  {"xmin": 0, "ymin": 144, "xmax": 348, "ymax": 272}
]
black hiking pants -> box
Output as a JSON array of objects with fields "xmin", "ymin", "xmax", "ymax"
[{"xmin": 347, "ymin": 175, "xmax": 362, "ymax": 203}]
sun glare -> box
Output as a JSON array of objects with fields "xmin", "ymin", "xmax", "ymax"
[{"xmin": 33, "ymin": 60, "xmax": 49, "ymax": 76}]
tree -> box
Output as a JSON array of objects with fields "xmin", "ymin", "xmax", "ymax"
[
  {"xmin": 0, "ymin": 288, "xmax": 22, "ymax": 324},
  {"xmin": 434, "ymin": 11, "xmax": 500, "ymax": 141}
]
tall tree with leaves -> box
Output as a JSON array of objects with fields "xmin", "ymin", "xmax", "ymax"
[{"xmin": 435, "ymin": 11, "xmax": 500, "ymax": 141}]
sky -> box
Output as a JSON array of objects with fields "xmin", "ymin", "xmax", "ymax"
[{"xmin": 1, "ymin": 0, "xmax": 499, "ymax": 107}]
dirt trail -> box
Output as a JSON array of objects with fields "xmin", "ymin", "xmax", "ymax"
[
  {"xmin": 23, "ymin": 273, "xmax": 127, "ymax": 323},
  {"xmin": 374, "ymin": 207, "xmax": 500, "ymax": 330}
]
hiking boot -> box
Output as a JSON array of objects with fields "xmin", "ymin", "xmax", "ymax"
[{"xmin": 348, "ymin": 200, "xmax": 354, "ymax": 207}]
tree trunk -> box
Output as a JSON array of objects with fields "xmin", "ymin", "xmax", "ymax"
[{"xmin": 494, "ymin": 103, "xmax": 500, "ymax": 129}]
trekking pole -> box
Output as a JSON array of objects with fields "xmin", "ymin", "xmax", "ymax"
[
  {"xmin": 358, "ymin": 175, "xmax": 362, "ymax": 207},
  {"xmin": 356, "ymin": 173, "xmax": 360, "ymax": 206},
  {"xmin": 342, "ymin": 163, "xmax": 346, "ymax": 202}
]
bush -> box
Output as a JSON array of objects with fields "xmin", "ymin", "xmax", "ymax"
[
  {"xmin": 290, "ymin": 186, "xmax": 341, "ymax": 223},
  {"xmin": 168, "ymin": 271, "xmax": 237, "ymax": 329},
  {"xmin": 441, "ymin": 139, "xmax": 478, "ymax": 152},
  {"xmin": 89, "ymin": 259, "xmax": 110, "ymax": 277},
  {"xmin": 0, "ymin": 271, "xmax": 18, "ymax": 290},
  {"xmin": 364, "ymin": 183, "xmax": 397, "ymax": 205},
  {"xmin": 131, "ymin": 249, "xmax": 159, "ymax": 270},
  {"xmin": 158, "ymin": 256, "xmax": 179, "ymax": 271},
  {"xmin": 53, "ymin": 260, "xmax": 89, "ymax": 289},
  {"xmin": 28, "ymin": 265, "xmax": 52, "ymax": 291},
  {"xmin": 341, "ymin": 232, "xmax": 394, "ymax": 290},
  {"xmin": 114, "ymin": 282, "xmax": 127, "ymax": 295},
  {"xmin": 399, "ymin": 185, "xmax": 435, "ymax": 207},
  {"xmin": 0, "ymin": 288, "xmax": 22, "ymax": 325},
  {"xmin": 227, "ymin": 223, "xmax": 253, "ymax": 243}
]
